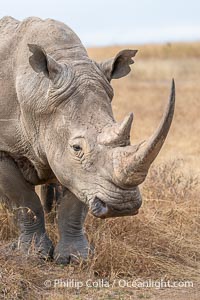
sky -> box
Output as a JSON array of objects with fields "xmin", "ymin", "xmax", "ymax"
[{"xmin": 0, "ymin": 0, "xmax": 199, "ymax": 46}]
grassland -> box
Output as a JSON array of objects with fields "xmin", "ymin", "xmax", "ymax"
[{"xmin": 0, "ymin": 42, "xmax": 200, "ymax": 299}]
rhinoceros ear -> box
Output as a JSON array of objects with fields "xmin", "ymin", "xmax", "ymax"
[
  {"xmin": 28, "ymin": 44, "xmax": 63, "ymax": 82},
  {"xmin": 99, "ymin": 49, "xmax": 138, "ymax": 81}
]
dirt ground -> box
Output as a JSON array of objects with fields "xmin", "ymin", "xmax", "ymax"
[{"xmin": 0, "ymin": 42, "xmax": 200, "ymax": 299}]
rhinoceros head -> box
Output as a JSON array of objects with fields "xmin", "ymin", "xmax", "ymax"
[{"xmin": 28, "ymin": 44, "xmax": 175, "ymax": 218}]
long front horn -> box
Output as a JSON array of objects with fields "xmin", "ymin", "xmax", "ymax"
[{"xmin": 113, "ymin": 79, "xmax": 175, "ymax": 187}]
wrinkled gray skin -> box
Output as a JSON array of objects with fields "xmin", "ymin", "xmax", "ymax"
[{"xmin": 0, "ymin": 16, "xmax": 175, "ymax": 264}]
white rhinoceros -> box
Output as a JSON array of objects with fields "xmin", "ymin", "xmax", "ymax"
[{"xmin": 0, "ymin": 16, "xmax": 175, "ymax": 264}]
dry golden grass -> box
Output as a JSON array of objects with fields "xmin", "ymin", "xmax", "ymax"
[{"xmin": 0, "ymin": 42, "xmax": 200, "ymax": 299}]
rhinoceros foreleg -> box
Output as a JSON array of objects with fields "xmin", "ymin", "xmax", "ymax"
[
  {"xmin": 0, "ymin": 154, "xmax": 53, "ymax": 258},
  {"xmin": 54, "ymin": 189, "xmax": 93, "ymax": 264}
]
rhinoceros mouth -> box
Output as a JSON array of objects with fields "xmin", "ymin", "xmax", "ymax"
[{"xmin": 89, "ymin": 197, "xmax": 139, "ymax": 219}]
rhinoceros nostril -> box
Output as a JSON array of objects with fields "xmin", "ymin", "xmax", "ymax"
[
  {"xmin": 90, "ymin": 197, "xmax": 109, "ymax": 218},
  {"xmin": 89, "ymin": 191, "xmax": 141, "ymax": 219}
]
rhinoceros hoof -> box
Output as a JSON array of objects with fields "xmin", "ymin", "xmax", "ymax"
[
  {"xmin": 17, "ymin": 232, "xmax": 54, "ymax": 259},
  {"xmin": 54, "ymin": 235, "xmax": 94, "ymax": 265}
]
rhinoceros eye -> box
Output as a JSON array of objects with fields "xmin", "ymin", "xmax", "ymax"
[{"xmin": 72, "ymin": 144, "xmax": 82, "ymax": 152}]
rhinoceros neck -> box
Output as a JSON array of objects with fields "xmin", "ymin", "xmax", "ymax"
[{"xmin": 19, "ymin": 17, "xmax": 88, "ymax": 62}]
